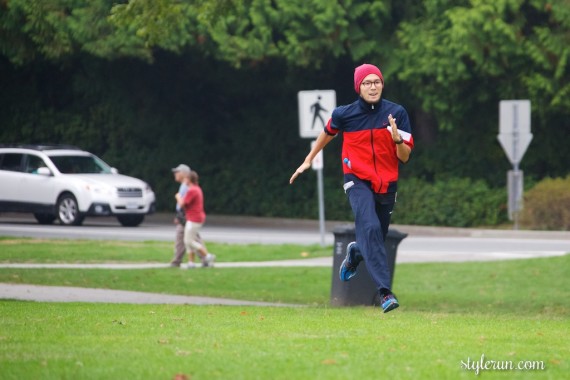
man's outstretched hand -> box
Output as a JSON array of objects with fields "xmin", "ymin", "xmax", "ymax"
[{"xmin": 289, "ymin": 162, "xmax": 311, "ymax": 184}]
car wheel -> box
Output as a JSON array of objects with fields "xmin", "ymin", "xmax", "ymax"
[
  {"xmin": 57, "ymin": 194, "xmax": 84, "ymax": 226},
  {"xmin": 34, "ymin": 213, "xmax": 56, "ymax": 225},
  {"xmin": 117, "ymin": 214, "xmax": 145, "ymax": 227}
]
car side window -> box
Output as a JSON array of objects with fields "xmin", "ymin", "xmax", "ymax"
[
  {"xmin": 0, "ymin": 153, "xmax": 24, "ymax": 172},
  {"xmin": 24, "ymin": 154, "xmax": 48, "ymax": 174}
]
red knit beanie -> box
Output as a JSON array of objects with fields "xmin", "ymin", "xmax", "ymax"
[{"xmin": 354, "ymin": 64, "xmax": 384, "ymax": 94}]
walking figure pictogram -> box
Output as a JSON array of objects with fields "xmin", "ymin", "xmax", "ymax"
[{"xmin": 310, "ymin": 96, "xmax": 328, "ymax": 130}]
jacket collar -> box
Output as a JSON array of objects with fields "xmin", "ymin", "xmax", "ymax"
[{"xmin": 358, "ymin": 96, "xmax": 382, "ymax": 112}]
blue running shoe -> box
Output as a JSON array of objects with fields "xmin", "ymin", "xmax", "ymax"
[
  {"xmin": 381, "ymin": 293, "xmax": 399, "ymax": 313},
  {"xmin": 339, "ymin": 241, "xmax": 362, "ymax": 281}
]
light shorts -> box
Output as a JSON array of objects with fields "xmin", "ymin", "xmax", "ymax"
[{"xmin": 183, "ymin": 221, "xmax": 204, "ymax": 253}]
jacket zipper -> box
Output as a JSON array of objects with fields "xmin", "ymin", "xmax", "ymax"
[
  {"xmin": 369, "ymin": 106, "xmax": 382, "ymax": 191},
  {"xmin": 370, "ymin": 129, "xmax": 378, "ymax": 175},
  {"xmin": 370, "ymin": 104, "xmax": 383, "ymax": 190}
]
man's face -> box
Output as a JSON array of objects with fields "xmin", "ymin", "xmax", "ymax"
[
  {"xmin": 359, "ymin": 74, "xmax": 383, "ymax": 104},
  {"xmin": 174, "ymin": 171, "xmax": 182, "ymax": 183}
]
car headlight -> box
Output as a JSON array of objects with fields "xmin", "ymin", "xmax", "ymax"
[{"xmin": 85, "ymin": 184, "xmax": 113, "ymax": 195}]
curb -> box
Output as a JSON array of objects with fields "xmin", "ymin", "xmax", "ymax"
[{"xmin": 166, "ymin": 214, "xmax": 570, "ymax": 240}]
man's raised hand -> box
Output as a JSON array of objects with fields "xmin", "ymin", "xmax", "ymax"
[{"xmin": 388, "ymin": 114, "xmax": 401, "ymax": 142}]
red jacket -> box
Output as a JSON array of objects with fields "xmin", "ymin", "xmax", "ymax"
[{"xmin": 326, "ymin": 97, "xmax": 414, "ymax": 193}]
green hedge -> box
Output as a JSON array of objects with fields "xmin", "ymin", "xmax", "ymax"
[
  {"xmin": 284, "ymin": 176, "xmax": 509, "ymax": 228},
  {"xmin": 391, "ymin": 177, "xmax": 508, "ymax": 227},
  {"xmin": 520, "ymin": 176, "xmax": 570, "ymax": 231}
]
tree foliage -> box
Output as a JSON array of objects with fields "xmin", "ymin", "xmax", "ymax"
[
  {"xmin": 202, "ymin": 0, "xmax": 390, "ymax": 67},
  {"xmin": 394, "ymin": 0, "xmax": 570, "ymax": 129},
  {"xmin": 109, "ymin": 0, "xmax": 201, "ymax": 56},
  {"xmin": 0, "ymin": 1, "xmax": 132, "ymax": 63}
]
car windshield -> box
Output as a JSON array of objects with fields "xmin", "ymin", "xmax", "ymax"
[{"xmin": 49, "ymin": 155, "xmax": 113, "ymax": 174}]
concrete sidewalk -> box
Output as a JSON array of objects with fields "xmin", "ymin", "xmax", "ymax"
[
  {"xmin": 0, "ymin": 283, "xmax": 298, "ymax": 306},
  {"xmin": 0, "ymin": 258, "xmax": 332, "ymax": 306},
  {"xmin": 0, "ymin": 257, "xmax": 332, "ymax": 270}
]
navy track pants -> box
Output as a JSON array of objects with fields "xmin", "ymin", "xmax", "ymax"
[{"xmin": 344, "ymin": 174, "xmax": 396, "ymax": 291}]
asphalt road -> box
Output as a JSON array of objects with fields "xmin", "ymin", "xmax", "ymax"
[
  {"xmin": 1, "ymin": 213, "xmax": 569, "ymax": 264},
  {"xmin": 0, "ymin": 214, "xmax": 334, "ymax": 245}
]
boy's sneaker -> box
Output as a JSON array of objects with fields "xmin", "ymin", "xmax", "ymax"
[
  {"xmin": 339, "ymin": 241, "xmax": 362, "ymax": 281},
  {"xmin": 203, "ymin": 253, "xmax": 216, "ymax": 268},
  {"xmin": 185, "ymin": 262, "xmax": 196, "ymax": 269},
  {"xmin": 381, "ymin": 293, "xmax": 399, "ymax": 313}
]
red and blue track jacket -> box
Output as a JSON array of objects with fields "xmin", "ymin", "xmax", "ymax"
[{"xmin": 325, "ymin": 97, "xmax": 414, "ymax": 194}]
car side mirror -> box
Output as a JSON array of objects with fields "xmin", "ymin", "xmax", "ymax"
[
  {"xmin": 110, "ymin": 167, "xmax": 119, "ymax": 174},
  {"xmin": 37, "ymin": 167, "xmax": 52, "ymax": 176}
]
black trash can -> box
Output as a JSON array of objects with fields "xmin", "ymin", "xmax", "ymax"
[{"xmin": 330, "ymin": 224, "xmax": 407, "ymax": 306}]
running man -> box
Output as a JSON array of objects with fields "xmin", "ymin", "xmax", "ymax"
[{"xmin": 290, "ymin": 63, "xmax": 414, "ymax": 313}]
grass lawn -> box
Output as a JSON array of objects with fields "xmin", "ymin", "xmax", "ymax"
[
  {"xmin": 0, "ymin": 303, "xmax": 567, "ymax": 380},
  {"xmin": 0, "ymin": 267, "xmax": 329, "ymax": 304},
  {"xmin": 0, "ymin": 239, "xmax": 568, "ymax": 379},
  {"xmin": 0, "ymin": 255, "xmax": 568, "ymax": 311},
  {"xmin": 0, "ymin": 237, "xmax": 330, "ymax": 263}
]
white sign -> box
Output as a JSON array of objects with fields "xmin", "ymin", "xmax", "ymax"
[
  {"xmin": 498, "ymin": 100, "xmax": 532, "ymax": 165},
  {"xmin": 298, "ymin": 90, "xmax": 336, "ymax": 138},
  {"xmin": 311, "ymin": 140, "xmax": 323, "ymax": 170}
]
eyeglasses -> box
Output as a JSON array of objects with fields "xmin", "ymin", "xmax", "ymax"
[{"xmin": 361, "ymin": 80, "xmax": 382, "ymax": 88}]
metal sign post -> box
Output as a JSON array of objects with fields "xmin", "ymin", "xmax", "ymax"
[
  {"xmin": 298, "ymin": 90, "xmax": 336, "ymax": 246},
  {"xmin": 311, "ymin": 141, "xmax": 325, "ymax": 246},
  {"xmin": 498, "ymin": 100, "xmax": 532, "ymax": 230}
]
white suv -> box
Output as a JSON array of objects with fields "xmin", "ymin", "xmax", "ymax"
[{"xmin": 0, "ymin": 145, "xmax": 156, "ymax": 226}]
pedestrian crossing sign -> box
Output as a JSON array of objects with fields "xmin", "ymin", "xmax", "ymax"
[{"xmin": 297, "ymin": 90, "xmax": 336, "ymax": 138}]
